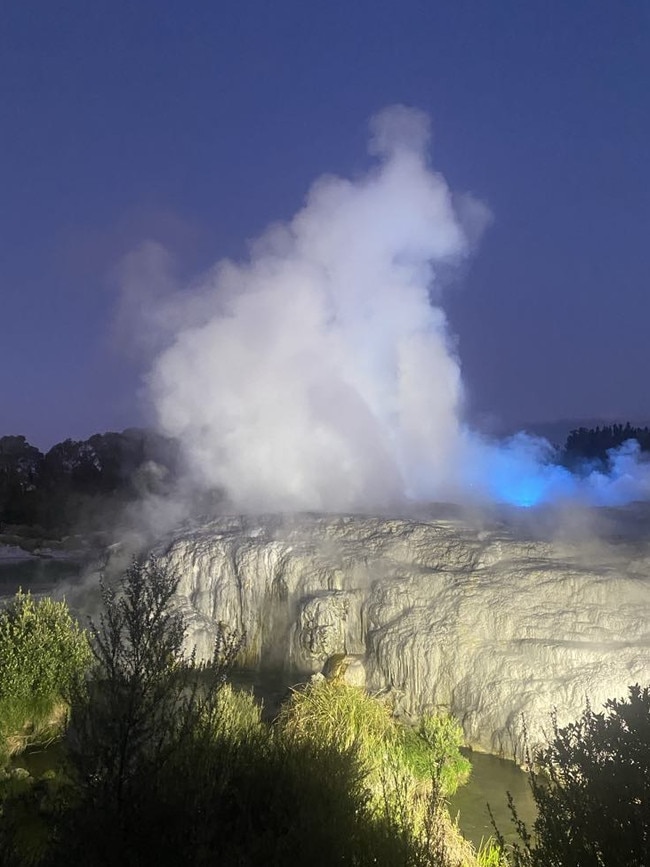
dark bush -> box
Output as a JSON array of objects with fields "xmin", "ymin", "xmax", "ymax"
[{"xmin": 500, "ymin": 685, "xmax": 650, "ymax": 867}]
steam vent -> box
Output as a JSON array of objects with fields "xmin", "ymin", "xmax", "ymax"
[{"xmin": 152, "ymin": 508, "xmax": 650, "ymax": 758}]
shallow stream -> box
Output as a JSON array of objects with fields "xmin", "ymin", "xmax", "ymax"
[{"xmin": 449, "ymin": 750, "xmax": 536, "ymax": 847}]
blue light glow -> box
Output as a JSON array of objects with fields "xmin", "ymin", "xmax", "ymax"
[
  {"xmin": 487, "ymin": 463, "xmax": 576, "ymax": 508},
  {"xmin": 471, "ymin": 436, "xmax": 650, "ymax": 509}
]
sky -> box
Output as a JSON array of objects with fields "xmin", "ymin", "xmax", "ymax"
[{"xmin": 1, "ymin": 0, "xmax": 649, "ymax": 451}]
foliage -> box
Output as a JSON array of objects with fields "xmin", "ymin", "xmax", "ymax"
[
  {"xmin": 0, "ymin": 559, "xmax": 480, "ymax": 867},
  {"xmin": 563, "ymin": 422, "xmax": 650, "ymax": 468},
  {"xmin": 274, "ymin": 676, "xmax": 474, "ymax": 866},
  {"xmin": 0, "ymin": 437, "xmax": 42, "ymax": 527},
  {"xmin": 498, "ymin": 685, "xmax": 650, "ymax": 867},
  {"xmin": 49, "ymin": 566, "xmax": 420, "ymax": 866},
  {"xmin": 277, "ymin": 679, "xmax": 470, "ymax": 800},
  {"xmin": 206, "ymin": 681, "xmax": 265, "ymax": 744},
  {"xmin": 0, "ymin": 592, "xmax": 90, "ymax": 761},
  {"xmin": 475, "ymin": 838, "xmax": 508, "ymax": 867},
  {"xmin": 0, "ymin": 429, "xmax": 180, "ymax": 533},
  {"xmin": 64, "ymin": 556, "xmax": 241, "ymax": 812},
  {"xmin": 399, "ymin": 713, "xmax": 471, "ymax": 796},
  {"xmin": 277, "ymin": 677, "xmax": 398, "ymax": 769},
  {"xmin": 140, "ymin": 679, "xmax": 472, "ymax": 867},
  {"xmin": 172, "ymin": 722, "xmax": 385, "ymax": 867},
  {"xmin": 0, "ymin": 768, "xmax": 77, "ymax": 867}
]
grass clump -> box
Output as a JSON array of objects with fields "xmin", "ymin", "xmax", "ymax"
[
  {"xmin": 209, "ymin": 682, "xmax": 265, "ymax": 744},
  {"xmin": 475, "ymin": 838, "xmax": 509, "ymax": 866},
  {"xmin": 277, "ymin": 677, "xmax": 398, "ymax": 768},
  {"xmin": 399, "ymin": 713, "xmax": 471, "ymax": 797},
  {"xmin": 277, "ymin": 679, "xmax": 470, "ymax": 799},
  {"xmin": 275, "ymin": 676, "xmax": 474, "ymax": 865}
]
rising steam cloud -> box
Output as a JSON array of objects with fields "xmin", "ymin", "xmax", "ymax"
[{"xmin": 131, "ymin": 105, "xmax": 650, "ymax": 512}]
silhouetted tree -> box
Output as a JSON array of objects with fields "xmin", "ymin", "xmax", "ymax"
[
  {"xmin": 0, "ymin": 436, "xmax": 43, "ymax": 526},
  {"xmin": 57, "ymin": 557, "xmax": 242, "ymax": 865},
  {"xmin": 563, "ymin": 423, "xmax": 650, "ymax": 468},
  {"xmin": 0, "ymin": 429, "xmax": 182, "ymax": 534},
  {"xmin": 499, "ymin": 685, "xmax": 650, "ymax": 867}
]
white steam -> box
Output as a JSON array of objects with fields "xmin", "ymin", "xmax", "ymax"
[
  {"xmin": 130, "ymin": 105, "xmax": 649, "ymax": 513},
  {"xmin": 146, "ymin": 106, "xmax": 488, "ymax": 511}
]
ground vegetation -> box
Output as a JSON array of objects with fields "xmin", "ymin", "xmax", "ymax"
[
  {"xmin": 0, "ymin": 559, "xmax": 484, "ymax": 867},
  {"xmin": 497, "ymin": 686, "xmax": 650, "ymax": 866},
  {"xmin": 0, "ymin": 592, "xmax": 90, "ymax": 763}
]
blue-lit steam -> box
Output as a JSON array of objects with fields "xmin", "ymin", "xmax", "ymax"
[
  {"xmin": 469, "ymin": 433, "xmax": 576, "ymax": 507},
  {"xmin": 465, "ymin": 435, "xmax": 650, "ymax": 508},
  {"xmin": 134, "ymin": 106, "xmax": 650, "ymax": 513}
]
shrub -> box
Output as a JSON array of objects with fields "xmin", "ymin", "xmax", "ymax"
[
  {"xmin": 399, "ymin": 713, "xmax": 471, "ymax": 796},
  {"xmin": 0, "ymin": 591, "xmax": 90, "ymax": 761},
  {"xmin": 500, "ymin": 684, "xmax": 650, "ymax": 867},
  {"xmin": 277, "ymin": 680, "xmax": 470, "ymax": 797},
  {"xmin": 64, "ymin": 557, "xmax": 241, "ymax": 808}
]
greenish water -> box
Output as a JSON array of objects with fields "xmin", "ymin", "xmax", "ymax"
[
  {"xmin": 11, "ymin": 742, "xmax": 66, "ymax": 778},
  {"xmin": 449, "ymin": 750, "xmax": 537, "ymax": 848},
  {"xmin": 0, "ymin": 558, "xmax": 83, "ymax": 597}
]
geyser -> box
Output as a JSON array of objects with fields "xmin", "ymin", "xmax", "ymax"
[{"xmin": 131, "ymin": 105, "xmax": 649, "ymax": 511}]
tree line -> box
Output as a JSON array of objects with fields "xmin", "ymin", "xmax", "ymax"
[
  {"xmin": 0, "ymin": 430, "xmax": 180, "ymax": 535},
  {"xmin": 563, "ymin": 422, "xmax": 650, "ymax": 467}
]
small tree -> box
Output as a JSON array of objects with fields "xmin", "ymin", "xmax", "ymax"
[
  {"xmin": 65, "ymin": 557, "xmax": 241, "ymax": 815},
  {"xmin": 500, "ymin": 685, "xmax": 650, "ymax": 867}
]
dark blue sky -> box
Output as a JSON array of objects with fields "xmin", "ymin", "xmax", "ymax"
[{"xmin": 2, "ymin": 0, "xmax": 649, "ymax": 449}]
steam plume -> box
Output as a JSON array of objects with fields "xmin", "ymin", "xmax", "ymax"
[{"xmin": 135, "ymin": 106, "xmax": 649, "ymax": 512}]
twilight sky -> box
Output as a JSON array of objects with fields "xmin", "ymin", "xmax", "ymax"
[{"xmin": 2, "ymin": 0, "xmax": 649, "ymax": 450}]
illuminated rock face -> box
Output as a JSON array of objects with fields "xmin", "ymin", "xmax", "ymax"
[{"xmin": 152, "ymin": 512, "xmax": 650, "ymax": 756}]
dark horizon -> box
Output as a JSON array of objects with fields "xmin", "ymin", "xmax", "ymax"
[{"xmin": 7, "ymin": 415, "xmax": 650, "ymax": 458}]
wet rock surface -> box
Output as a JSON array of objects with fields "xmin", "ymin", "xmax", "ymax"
[{"xmin": 152, "ymin": 508, "xmax": 650, "ymax": 756}]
